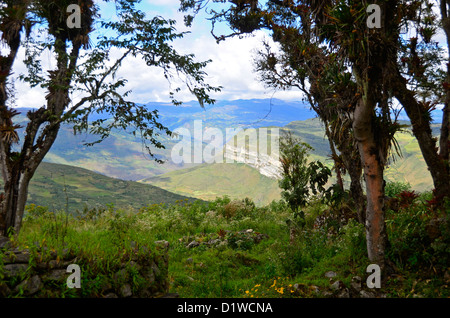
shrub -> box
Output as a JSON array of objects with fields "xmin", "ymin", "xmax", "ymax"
[
  {"xmin": 386, "ymin": 196, "xmax": 450, "ymax": 271},
  {"xmin": 385, "ymin": 181, "xmax": 412, "ymax": 198}
]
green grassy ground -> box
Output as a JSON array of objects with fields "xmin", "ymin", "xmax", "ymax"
[{"xmin": 5, "ymin": 185, "xmax": 448, "ymax": 298}]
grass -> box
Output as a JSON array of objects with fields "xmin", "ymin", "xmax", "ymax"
[
  {"xmin": 4, "ymin": 184, "xmax": 448, "ymax": 298},
  {"xmin": 143, "ymin": 163, "xmax": 281, "ymax": 206}
]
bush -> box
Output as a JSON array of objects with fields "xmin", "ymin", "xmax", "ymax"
[
  {"xmin": 385, "ymin": 181, "xmax": 412, "ymax": 198},
  {"xmin": 386, "ymin": 195, "xmax": 450, "ymax": 271}
]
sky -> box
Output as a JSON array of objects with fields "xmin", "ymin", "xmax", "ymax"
[
  {"xmin": 9, "ymin": 0, "xmax": 300, "ymax": 109},
  {"xmin": 8, "ymin": 0, "xmax": 449, "ymax": 110}
]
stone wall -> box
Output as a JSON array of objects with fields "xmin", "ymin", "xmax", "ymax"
[{"xmin": 0, "ymin": 239, "xmax": 170, "ymax": 298}]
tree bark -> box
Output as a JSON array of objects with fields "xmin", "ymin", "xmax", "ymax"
[
  {"xmin": 340, "ymin": 138, "xmax": 365, "ymax": 224},
  {"xmin": 353, "ymin": 95, "xmax": 387, "ymax": 268},
  {"xmin": 392, "ymin": 69, "xmax": 450, "ymax": 200}
]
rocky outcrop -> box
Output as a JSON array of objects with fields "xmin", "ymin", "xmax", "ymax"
[
  {"xmin": 0, "ymin": 239, "xmax": 170, "ymax": 298},
  {"xmin": 223, "ymin": 144, "xmax": 282, "ymax": 179}
]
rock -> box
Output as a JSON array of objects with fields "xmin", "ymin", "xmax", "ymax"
[
  {"xmin": 208, "ymin": 239, "xmax": 221, "ymax": 246},
  {"xmin": 337, "ymin": 288, "xmax": 350, "ymax": 298},
  {"xmin": 325, "ymin": 271, "xmax": 337, "ymax": 278},
  {"xmin": 0, "ymin": 236, "xmax": 10, "ymax": 249},
  {"xmin": 3, "ymin": 251, "xmax": 30, "ymax": 264},
  {"xmin": 120, "ymin": 284, "xmax": 133, "ymax": 297},
  {"xmin": 104, "ymin": 292, "xmax": 118, "ymax": 298},
  {"xmin": 246, "ymin": 229, "xmax": 254, "ymax": 233},
  {"xmin": 14, "ymin": 275, "xmax": 43, "ymax": 296},
  {"xmin": 161, "ymin": 293, "xmax": 180, "ymax": 298},
  {"xmin": 310, "ymin": 285, "xmax": 321, "ymax": 295},
  {"xmin": 321, "ymin": 290, "xmax": 333, "ymax": 297},
  {"xmin": 46, "ymin": 269, "xmax": 67, "ymax": 282},
  {"xmin": 4, "ymin": 264, "xmax": 28, "ymax": 278},
  {"xmin": 145, "ymin": 269, "xmax": 155, "ymax": 284},
  {"xmin": 114, "ymin": 268, "xmax": 129, "ymax": 282},
  {"xmin": 330, "ymin": 280, "xmax": 344, "ymax": 291},
  {"xmin": 151, "ymin": 261, "xmax": 161, "ymax": 277},
  {"xmin": 187, "ymin": 240, "xmax": 199, "ymax": 248},
  {"xmin": 360, "ymin": 290, "xmax": 376, "ymax": 298},
  {"xmin": 351, "ymin": 276, "xmax": 362, "ymax": 292}
]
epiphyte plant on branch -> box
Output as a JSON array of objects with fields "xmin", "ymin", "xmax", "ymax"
[{"xmin": 0, "ymin": 0, "xmax": 221, "ymax": 237}]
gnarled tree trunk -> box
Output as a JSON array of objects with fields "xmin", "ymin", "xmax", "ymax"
[{"xmin": 353, "ymin": 94, "xmax": 387, "ymax": 268}]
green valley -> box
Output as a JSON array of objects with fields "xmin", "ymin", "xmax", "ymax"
[{"xmin": 20, "ymin": 162, "xmax": 200, "ymax": 213}]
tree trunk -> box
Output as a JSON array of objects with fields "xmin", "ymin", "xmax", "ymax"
[
  {"xmin": 353, "ymin": 93, "xmax": 387, "ymax": 269},
  {"xmin": 338, "ymin": 134, "xmax": 365, "ymax": 224},
  {"xmin": 392, "ymin": 70, "xmax": 450, "ymax": 200},
  {"xmin": 1, "ymin": 168, "xmax": 32, "ymax": 236}
]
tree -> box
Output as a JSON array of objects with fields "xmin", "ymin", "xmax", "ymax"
[
  {"xmin": 0, "ymin": 0, "xmax": 220, "ymax": 237},
  {"xmin": 278, "ymin": 130, "xmax": 331, "ymax": 228},
  {"xmin": 179, "ymin": 0, "xmax": 450, "ymax": 270},
  {"xmin": 253, "ymin": 23, "xmax": 367, "ymax": 224},
  {"xmin": 391, "ymin": 0, "xmax": 450, "ymax": 201}
]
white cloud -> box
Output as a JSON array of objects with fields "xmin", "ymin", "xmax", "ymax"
[{"xmin": 10, "ymin": 3, "xmax": 304, "ymax": 110}]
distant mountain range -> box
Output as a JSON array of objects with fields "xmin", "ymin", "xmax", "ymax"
[{"xmin": 13, "ymin": 99, "xmax": 316, "ymax": 181}]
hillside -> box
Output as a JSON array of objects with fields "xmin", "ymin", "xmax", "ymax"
[
  {"xmin": 14, "ymin": 99, "xmax": 315, "ymax": 181},
  {"xmin": 142, "ymin": 163, "xmax": 281, "ymax": 206},
  {"xmin": 9, "ymin": 101, "xmax": 439, "ymax": 207},
  {"xmin": 23, "ymin": 162, "xmax": 200, "ymax": 213},
  {"xmin": 144, "ymin": 118, "xmax": 435, "ymax": 204}
]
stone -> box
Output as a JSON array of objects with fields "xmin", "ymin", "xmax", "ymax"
[
  {"xmin": 120, "ymin": 284, "xmax": 133, "ymax": 298},
  {"xmin": 187, "ymin": 240, "xmax": 199, "ymax": 248},
  {"xmin": 14, "ymin": 275, "xmax": 43, "ymax": 296},
  {"xmin": 337, "ymin": 288, "xmax": 350, "ymax": 298},
  {"xmin": 46, "ymin": 269, "xmax": 67, "ymax": 282},
  {"xmin": 161, "ymin": 293, "xmax": 180, "ymax": 298},
  {"xmin": 330, "ymin": 280, "xmax": 344, "ymax": 291},
  {"xmin": 114, "ymin": 268, "xmax": 129, "ymax": 282},
  {"xmin": 104, "ymin": 293, "xmax": 119, "ymax": 298},
  {"xmin": 351, "ymin": 276, "xmax": 362, "ymax": 292},
  {"xmin": 145, "ymin": 269, "xmax": 155, "ymax": 284},
  {"xmin": 3, "ymin": 264, "xmax": 28, "ymax": 278},
  {"xmin": 3, "ymin": 251, "xmax": 30, "ymax": 264},
  {"xmin": 208, "ymin": 239, "xmax": 221, "ymax": 246},
  {"xmin": 360, "ymin": 290, "xmax": 376, "ymax": 298},
  {"xmin": 324, "ymin": 271, "xmax": 337, "ymax": 278},
  {"xmin": 151, "ymin": 261, "xmax": 161, "ymax": 277},
  {"xmin": 0, "ymin": 236, "xmax": 10, "ymax": 249},
  {"xmin": 310, "ymin": 285, "xmax": 321, "ymax": 295}
]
